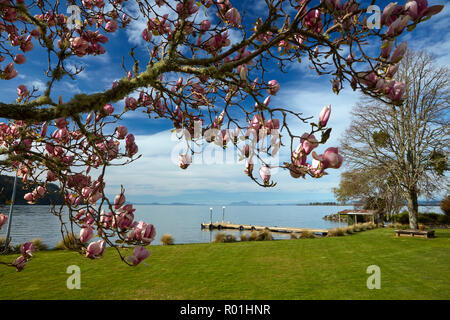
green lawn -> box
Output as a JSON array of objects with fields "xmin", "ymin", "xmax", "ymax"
[{"xmin": 0, "ymin": 228, "xmax": 449, "ymax": 300}]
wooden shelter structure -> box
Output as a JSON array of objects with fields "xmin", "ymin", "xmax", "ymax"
[{"xmin": 337, "ymin": 209, "xmax": 378, "ymax": 226}]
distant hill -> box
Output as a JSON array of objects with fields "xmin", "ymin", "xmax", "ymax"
[{"xmin": 0, "ymin": 175, "xmax": 64, "ymax": 205}]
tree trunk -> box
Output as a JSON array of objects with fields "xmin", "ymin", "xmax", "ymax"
[{"xmin": 406, "ymin": 188, "xmax": 419, "ymax": 229}]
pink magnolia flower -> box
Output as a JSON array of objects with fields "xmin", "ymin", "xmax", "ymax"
[
  {"xmin": 86, "ymin": 240, "xmax": 106, "ymax": 259},
  {"xmin": 114, "ymin": 193, "xmax": 126, "ymax": 209},
  {"xmin": 300, "ymin": 133, "xmax": 319, "ymax": 155},
  {"xmin": 127, "ymin": 246, "xmax": 150, "ymax": 266},
  {"xmin": 225, "ymin": 8, "xmax": 241, "ymax": 26},
  {"xmin": 12, "ymin": 255, "xmax": 28, "ymax": 272},
  {"xmin": 20, "ymin": 242, "xmax": 35, "ymax": 258},
  {"xmin": 115, "ymin": 125, "xmax": 128, "ymax": 139},
  {"xmin": 14, "ymin": 54, "xmax": 26, "ymax": 64},
  {"xmin": 17, "ymin": 85, "xmax": 29, "ymax": 98},
  {"xmin": 391, "ymin": 42, "xmax": 408, "ymax": 63},
  {"xmin": 104, "ymin": 104, "xmax": 114, "ymax": 115},
  {"xmin": 46, "ymin": 170, "xmax": 57, "ymax": 182},
  {"xmin": 178, "ymin": 153, "xmax": 192, "ymax": 169},
  {"xmin": 142, "ymin": 28, "xmax": 152, "ymax": 42},
  {"xmin": 265, "ymin": 118, "xmax": 280, "ymax": 131},
  {"xmin": 259, "ymin": 166, "xmax": 271, "ymax": 185},
  {"xmin": 318, "ymin": 147, "xmax": 343, "ymax": 169},
  {"xmin": 386, "ymin": 15, "xmax": 410, "ymax": 36},
  {"xmin": 80, "ymin": 225, "xmax": 94, "ymax": 243},
  {"xmin": 267, "ymin": 80, "xmax": 280, "ymax": 95},
  {"xmin": 200, "ymin": 19, "xmax": 211, "ymax": 31},
  {"xmin": 381, "ymin": 2, "xmax": 403, "ymax": 26},
  {"xmin": 319, "ymin": 104, "xmax": 331, "ymax": 127},
  {"xmin": 105, "ymin": 20, "xmax": 118, "ymax": 32},
  {"xmin": 0, "ymin": 214, "xmax": 7, "ymax": 229},
  {"xmin": 125, "ymin": 97, "xmax": 138, "ymax": 110},
  {"xmin": 244, "ymin": 158, "xmax": 254, "ymax": 176},
  {"xmin": 386, "ymin": 81, "xmax": 406, "ymax": 101},
  {"xmin": 129, "ymin": 221, "xmax": 156, "ymax": 244}
]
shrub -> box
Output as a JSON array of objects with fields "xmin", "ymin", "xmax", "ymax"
[
  {"xmin": 53, "ymin": 233, "xmax": 85, "ymax": 251},
  {"xmin": 256, "ymin": 229, "xmax": 273, "ymax": 241},
  {"xmin": 392, "ymin": 211, "xmax": 410, "ymax": 224},
  {"xmin": 240, "ymin": 233, "xmax": 249, "ymax": 241},
  {"xmin": 214, "ymin": 233, "xmax": 236, "ymax": 243},
  {"xmin": 328, "ymin": 228, "xmax": 345, "ymax": 237},
  {"xmin": 31, "ymin": 238, "xmax": 48, "ymax": 251},
  {"xmin": 290, "ymin": 232, "xmax": 298, "ymax": 239},
  {"xmin": 299, "ymin": 230, "xmax": 315, "ymax": 239},
  {"xmin": 248, "ymin": 231, "xmax": 259, "ymax": 241},
  {"xmin": 160, "ymin": 234, "xmax": 174, "ymax": 245},
  {"xmin": 345, "ymin": 226, "xmax": 354, "ymax": 234},
  {"xmin": 438, "ymin": 214, "xmax": 450, "ymax": 224}
]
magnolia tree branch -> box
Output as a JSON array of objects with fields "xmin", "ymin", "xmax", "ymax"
[{"xmin": 0, "ymin": 0, "xmax": 444, "ymax": 270}]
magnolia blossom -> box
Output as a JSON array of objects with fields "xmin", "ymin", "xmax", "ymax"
[
  {"xmin": 178, "ymin": 153, "xmax": 192, "ymax": 169},
  {"xmin": 80, "ymin": 225, "xmax": 94, "ymax": 243},
  {"xmin": 14, "ymin": 54, "xmax": 26, "ymax": 64},
  {"xmin": 319, "ymin": 105, "xmax": 331, "ymax": 127},
  {"xmin": 105, "ymin": 20, "xmax": 118, "ymax": 32},
  {"xmin": 114, "ymin": 193, "xmax": 126, "ymax": 209},
  {"xmin": 267, "ymin": 80, "xmax": 280, "ymax": 95},
  {"xmin": 299, "ymin": 133, "xmax": 319, "ymax": 155},
  {"xmin": 128, "ymin": 221, "xmax": 156, "ymax": 244},
  {"xmin": 86, "ymin": 240, "xmax": 106, "ymax": 259},
  {"xmin": 259, "ymin": 166, "xmax": 271, "ymax": 185},
  {"xmin": 20, "ymin": 242, "xmax": 35, "ymax": 258},
  {"xmin": 313, "ymin": 147, "xmax": 343, "ymax": 170},
  {"xmin": 127, "ymin": 246, "xmax": 150, "ymax": 266}
]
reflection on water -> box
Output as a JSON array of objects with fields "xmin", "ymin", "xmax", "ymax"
[{"xmin": 0, "ymin": 204, "xmax": 441, "ymax": 247}]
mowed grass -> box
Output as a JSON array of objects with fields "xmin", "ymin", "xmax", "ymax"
[{"xmin": 0, "ymin": 228, "xmax": 449, "ymax": 300}]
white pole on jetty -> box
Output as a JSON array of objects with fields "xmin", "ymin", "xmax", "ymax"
[
  {"xmin": 4, "ymin": 171, "xmax": 18, "ymax": 251},
  {"xmin": 209, "ymin": 207, "xmax": 213, "ymax": 225},
  {"xmin": 222, "ymin": 206, "xmax": 225, "ymax": 223}
]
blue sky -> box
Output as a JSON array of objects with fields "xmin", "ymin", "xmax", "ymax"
[{"xmin": 1, "ymin": 0, "xmax": 449, "ymax": 204}]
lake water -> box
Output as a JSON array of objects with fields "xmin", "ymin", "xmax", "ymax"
[{"xmin": 0, "ymin": 204, "xmax": 441, "ymax": 248}]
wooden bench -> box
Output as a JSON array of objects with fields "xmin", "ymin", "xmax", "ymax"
[{"xmin": 395, "ymin": 229, "xmax": 435, "ymax": 238}]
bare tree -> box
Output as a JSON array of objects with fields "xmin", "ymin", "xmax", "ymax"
[{"xmin": 340, "ymin": 50, "xmax": 449, "ymax": 229}]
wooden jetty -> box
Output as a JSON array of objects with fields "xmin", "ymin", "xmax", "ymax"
[{"xmin": 201, "ymin": 221, "xmax": 329, "ymax": 236}]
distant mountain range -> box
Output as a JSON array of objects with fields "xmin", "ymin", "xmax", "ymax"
[{"xmin": 133, "ymin": 200, "xmax": 442, "ymax": 206}]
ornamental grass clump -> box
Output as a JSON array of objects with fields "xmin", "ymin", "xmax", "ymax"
[
  {"xmin": 240, "ymin": 233, "xmax": 249, "ymax": 241},
  {"xmin": 328, "ymin": 228, "xmax": 345, "ymax": 237},
  {"xmin": 31, "ymin": 238, "xmax": 48, "ymax": 251},
  {"xmin": 53, "ymin": 233, "xmax": 85, "ymax": 251},
  {"xmin": 257, "ymin": 229, "xmax": 273, "ymax": 241},
  {"xmin": 214, "ymin": 233, "xmax": 236, "ymax": 243},
  {"xmin": 248, "ymin": 231, "xmax": 259, "ymax": 241},
  {"xmin": 160, "ymin": 234, "xmax": 174, "ymax": 246},
  {"xmin": 300, "ymin": 230, "xmax": 315, "ymax": 239}
]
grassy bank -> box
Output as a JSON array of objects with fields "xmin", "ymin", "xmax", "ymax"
[{"xmin": 0, "ymin": 228, "xmax": 449, "ymax": 300}]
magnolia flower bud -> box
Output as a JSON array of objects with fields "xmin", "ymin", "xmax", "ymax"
[
  {"xmin": 267, "ymin": 80, "xmax": 280, "ymax": 95},
  {"xmin": 259, "ymin": 166, "xmax": 271, "ymax": 185},
  {"xmin": 319, "ymin": 104, "xmax": 331, "ymax": 127}
]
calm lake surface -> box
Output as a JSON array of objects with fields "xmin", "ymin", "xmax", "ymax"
[{"xmin": 0, "ymin": 204, "xmax": 441, "ymax": 248}]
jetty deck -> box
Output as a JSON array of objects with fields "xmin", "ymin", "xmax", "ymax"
[{"xmin": 201, "ymin": 221, "xmax": 329, "ymax": 235}]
